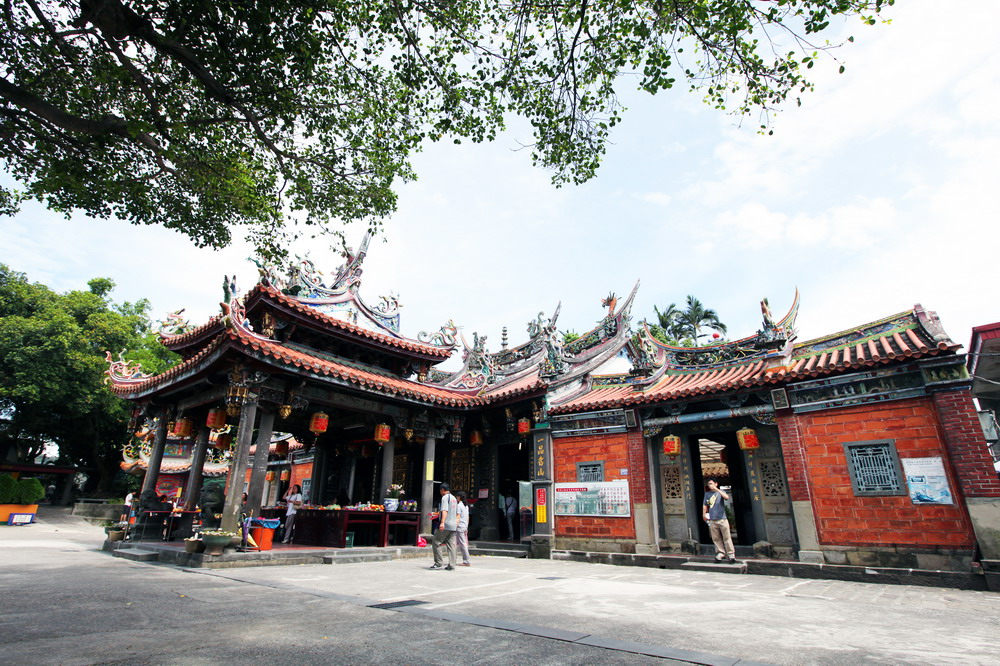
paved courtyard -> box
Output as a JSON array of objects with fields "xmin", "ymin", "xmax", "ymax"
[{"xmin": 2, "ymin": 508, "xmax": 998, "ymax": 665}]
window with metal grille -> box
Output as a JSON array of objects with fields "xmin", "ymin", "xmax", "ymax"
[
  {"xmin": 576, "ymin": 461, "xmax": 604, "ymax": 482},
  {"xmin": 843, "ymin": 440, "xmax": 904, "ymax": 496}
]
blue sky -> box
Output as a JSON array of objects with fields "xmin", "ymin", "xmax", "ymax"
[{"xmin": 3, "ymin": 0, "xmax": 998, "ymax": 370}]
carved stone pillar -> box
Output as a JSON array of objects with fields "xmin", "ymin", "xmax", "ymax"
[
  {"xmin": 221, "ymin": 400, "xmax": 258, "ymax": 533},
  {"xmin": 421, "ymin": 433, "xmax": 437, "ymax": 534},
  {"xmin": 183, "ymin": 426, "xmax": 210, "ymax": 511},
  {"xmin": 141, "ymin": 408, "xmax": 170, "ymax": 496},
  {"xmin": 379, "ymin": 437, "xmax": 395, "ymax": 502},
  {"xmin": 245, "ymin": 409, "xmax": 276, "ymax": 517}
]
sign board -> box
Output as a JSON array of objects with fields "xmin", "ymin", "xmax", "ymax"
[
  {"xmin": 478, "ymin": 488, "xmax": 489, "ymax": 499},
  {"xmin": 535, "ymin": 487, "xmax": 547, "ymax": 524},
  {"xmin": 533, "ymin": 433, "xmax": 549, "ymax": 480},
  {"xmin": 7, "ymin": 513, "xmax": 34, "ymax": 525},
  {"xmin": 554, "ymin": 480, "xmax": 630, "ymax": 517},
  {"xmin": 902, "ymin": 457, "xmax": 954, "ymax": 505}
]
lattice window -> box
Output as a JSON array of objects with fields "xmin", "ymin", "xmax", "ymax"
[
  {"xmin": 576, "ymin": 461, "xmax": 604, "ymax": 482},
  {"xmin": 393, "ymin": 454, "xmax": 408, "ymax": 487},
  {"xmin": 451, "ymin": 449, "xmax": 472, "ymax": 493},
  {"xmin": 760, "ymin": 460, "xmax": 787, "ymax": 497},
  {"xmin": 661, "ymin": 465, "xmax": 682, "ymax": 499},
  {"xmin": 843, "ymin": 440, "xmax": 904, "ymax": 496}
]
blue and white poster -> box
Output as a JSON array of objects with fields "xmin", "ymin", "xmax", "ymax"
[{"xmin": 902, "ymin": 457, "xmax": 954, "ymax": 505}]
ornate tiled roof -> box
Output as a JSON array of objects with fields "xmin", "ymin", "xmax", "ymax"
[
  {"xmin": 551, "ymin": 304, "xmax": 959, "ymax": 414},
  {"xmin": 108, "ymin": 317, "xmax": 541, "ymax": 409},
  {"xmin": 250, "ymin": 285, "xmax": 451, "ymax": 359}
]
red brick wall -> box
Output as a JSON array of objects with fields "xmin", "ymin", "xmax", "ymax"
[
  {"xmin": 553, "ymin": 431, "xmax": 637, "ymax": 540},
  {"xmin": 931, "ymin": 390, "xmax": 1000, "ymax": 498},
  {"xmin": 797, "ymin": 397, "xmax": 974, "ymax": 549},
  {"xmin": 292, "ymin": 461, "xmax": 313, "ymax": 494},
  {"xmin": 776, "ymin": 412, "xmax": 811, "ymax": 501}
]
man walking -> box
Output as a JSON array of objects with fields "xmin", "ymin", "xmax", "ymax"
[
  {"xmin": 430, "ymin": 483, "xmax": 458, "ymax": 570},
  {"xmin": 703, "ymin": 479, "xmax": 736, "ymax": 564}
]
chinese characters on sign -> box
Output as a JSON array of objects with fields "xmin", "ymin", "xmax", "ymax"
[
  {"xmin": 533, "ymin": 433, "xmax": 549, "ymax": 480},
  {"xmin": 536, "ymin": 487, "xmax": 547, "ymax": 523},
  {"xmin": 902, "ymin": 457, "xmax": 954, "ymax": 505},
  {"xmin": 554, "ymin": 480, "xmax": 631, "ymax": 517}
]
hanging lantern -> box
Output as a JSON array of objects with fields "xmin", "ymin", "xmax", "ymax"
[
  {"xmin": 662, "ymin": 435, "xmax": 682, "ymax": 458},
  {"xmin": 309, "ymin": 411, "xmax": 329, "ymax": 435},
  {"xmin": 278, "ymin": 404, "xmax": 292, "ymax": 419},
  {"xmin": 404, "ymin": 428, "xmax": 414, "ymax": 442},
  {"xmin": 274, "ymin": 441, "xmax": 289, "ymax": 456},
  {"xmin": 737, "ymin": 427, "xmax": 760, "ymax": 452},
  {"xmin": 470, "ymin": 430, "xmax": 484, "ymax": 446},
  {"xmin": 374, "ymin": 423, "xmax": 391, "ymax": 443},
  {"xmin": 517, "ymin": 418, "xmax": 531, "ymax": 435},
  {"xmin": 173, "ymin": 418, "xmax": 193, "ymax": 438},
  {"xmin": 280, "ymin": 469, "xmax": 290, "ymax": 482},
  {"xmin": 205, "ymin": 408, "xmax": 226, "ymax": 429},
  {"xmin": 265, "ymin": 471, "xmax": 276, "ymax": 482}
]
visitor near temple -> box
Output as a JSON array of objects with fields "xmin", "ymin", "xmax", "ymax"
[{"xmin": 703, "ymin": 479, "xmax": 735, "ymax": 564}]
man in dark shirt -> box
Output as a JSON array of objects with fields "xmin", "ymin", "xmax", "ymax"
[{"xmin": 703, "ymin": 479, "xmax": 736, "ymax": 563}]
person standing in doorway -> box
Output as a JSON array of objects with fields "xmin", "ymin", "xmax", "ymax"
[
  {"xmin": 703, "ymin": 479, "xmax": 736, "ymax": 563},
  {"xmin": 455, "ymin": 490, "xmax": 471, "ymax": 567},
  {"xmin": 430, "ymin": 483, "xmax": 458, "ymax": 570},
  {"xmin": 503, "ymin": 489, "xmax": 518, "ymax": 541},
  {"xmin": 282, "ymin": 484, "xmax": 302, "ymax": 544}
]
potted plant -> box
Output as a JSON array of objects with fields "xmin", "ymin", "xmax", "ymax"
[
  {"xmin": 384, "ymin": 484, "xmax": 405, "ymax": 512},
  {"xmin": 0, "ymin": 474, "xmax": 45, "ymax": 523},
  {"xmin": 184, "ymin": 536, "xmax": 206, "ymax": 553},
  {"xmin": 200, "ymin": 529, "xmax": 238, "ymax": 555},
  {"xmin": 103, "ymin": 520, "xmax": 128, "ymax": 541}
]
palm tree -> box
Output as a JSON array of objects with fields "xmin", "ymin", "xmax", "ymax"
[
  {"xmin": 653, "ymin": 303, "xmax": 684, "ymax": 340},
  {"xmin": 676, "ymin": 295, "xmax": 727, "ymax": 342}
]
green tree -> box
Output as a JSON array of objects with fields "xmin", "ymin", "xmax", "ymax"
[
  {"xmin": 0, "ymin": 1, "xmax": 895, "ymax": 257},
  {"xmin": 648, "ymin": 295, "xmax": 726, "ymax": 345},
  {"xmin": 0, "ymin": 265, "xmax": 177, "ymax": 493}
]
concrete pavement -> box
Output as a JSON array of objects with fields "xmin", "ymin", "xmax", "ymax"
[{"xmin": 2, "ymin": 507, "xmax": 998, "ymax": 665}]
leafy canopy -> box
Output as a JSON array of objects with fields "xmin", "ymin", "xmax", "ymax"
[
  {"xmin": 1, "ymin": 0, "xmax": 894, "ymax": 257},
  {"xmin": 0, "ymin": 264, "xmax": 177, "ymax": 492},
  {"xmin": 649, "ymin": 295, "xmax": 727, "ymax": 345}
]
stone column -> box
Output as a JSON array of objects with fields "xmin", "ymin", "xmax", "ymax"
[
  {"xmin": 183, "ymin": 426, "xmax": 210, "ymax": 511},
  {"xmin": 478, "ymin": 437, "xmax": 500, "ymax": 541},
  {"xmin": 379, "ymin": 437, "xmax": 396, "ymax": 502},
  {"xmin": 530, "ymin": 427, "xmax": 553, "ymax": 558},
  {"xmin": 420, "ymin": 433, "xmax": 436, "ymax": 534},
  {"xmin": 141, "ymin": 409, "xmax": 170, "ymax": 496},
  {"xmin": 221, "ymin": 400, "xmax": 258, "ymax": 533},
  {"xmin": 310, "ymin": 442, "xmax": 325, "ymax": 505},
  {"xmin": 245, "ymin": 409, "xmax": 276, "ymax": 517}
]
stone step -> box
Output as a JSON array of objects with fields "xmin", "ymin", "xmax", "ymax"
[
  {"xmin": 680, "ymin": 561, "xmax": 746, "ymax": 574},
  {"xmin": 113, "ymin": 548, "xmax": 160, "ymax": 562},
  {"xmin": 323, "ymin": 552, "xmax": 393, "ymax": 565},
  {"xmin": 469, "ymin": 546, "xmax": 528, "ymax": 558}
]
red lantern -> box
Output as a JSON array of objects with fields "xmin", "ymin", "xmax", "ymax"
[
  {"xmin": 374, "ymin": 423, "xmax": 391, "ymax": 443},
  {"xmin": 274, "ymin": 441, "xmax": 289, "ymax": 456},
  {"xmin": 470, "ymin": 431, "xmax": 484, "ymax": 446},
  {"xmin": 280, "ymin": 469, "xmax": 290, "ymax": 482},
  {"xmin": 662, "ymin": 435, "xmax": 681, "ymax": 458},
  {"xmin": 205, "ymin": 408, "xmax": 226, "ymax": 429},
  {"xmin": 309, "ymin": 411, "xmax": 329, "ymax": 435},
  {"xmin": 712, "ymin": 332, "xmax": 721, "ymax": 339},
  {"xmin": 737, "ymin": 427, "xmax": 759, "ymax": 452},
  {"xmin": 173, "ymin": 418, "xmax": 193, "ymax": 438},
  {"xmin": 265, "ymin": 471, "xmax": 276, "ymax": 482},
  {"xmin": 517, "ymin": 418, "xmax": 531, "ymax": 435}
]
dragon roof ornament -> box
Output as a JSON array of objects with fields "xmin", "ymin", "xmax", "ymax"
[
  {"xmin": 157, "ymin": 309, "xmax": 194, "ymax": 337},
  {"xmin": 104, "ymin": 350, "xmax": 153, "ymax": 385},
  {"xmin": 247, "ymin": 230, "xmax": 406, "ymax": 335},
  {"xmin": 420, "ymin": 282, "xmax": 640, "ymax": 395}
]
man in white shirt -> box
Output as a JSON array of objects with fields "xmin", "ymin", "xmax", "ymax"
[{"xmin": 430, "ymin": 483, "xmax": 458, "ymax": 570}]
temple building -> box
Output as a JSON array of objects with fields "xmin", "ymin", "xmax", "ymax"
[{"xmin": 106, "ymin": 235, "xmax": 1000, "ymax": 585}]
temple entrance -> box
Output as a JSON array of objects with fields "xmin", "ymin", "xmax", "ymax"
[
  {"xmin": 689, "ymin": 433, "xmax": 757, "ymax": 547},
  {"xmin": 497, "ymin": 438, "xmax": 531, "ymax": 541}
]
